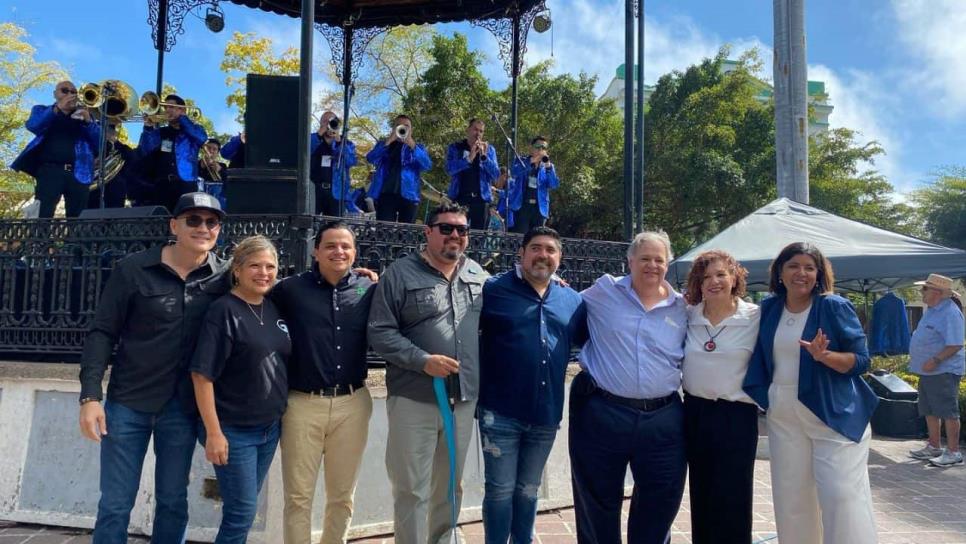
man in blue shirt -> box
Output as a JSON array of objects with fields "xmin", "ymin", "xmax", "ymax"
[
  {"xmin": 571, "ymin": 231, "xmax": 688, "ymax": 544},
  {"xmin": 137, "ymin": 94, "xmax": 208, "ymax": 213},
  {"xmin": 508, "ymin": 137, "xmax": 559, "ymax": 234},
  {"xmin": 478, "ymin": 226, "xmax": 585, "ymax": 543},
  {"xmin": 311, "ymin": 111, "xmax": 358, "ymax": 216},
  {"xmin": 445, "ymin": 118, "xmax": 500, "ymax": 230},
  {"xmin": 366, "ymin": 114, "xmax": 432, "ymax": 224}
]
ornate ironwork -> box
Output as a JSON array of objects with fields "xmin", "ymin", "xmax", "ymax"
[
  {"xmin": 472, "ymin": 1, "xmax": 547, "ymax": 77},
  {"xmin": 315, "ymin": 23, "xmax": 390, "ymax": 84},
  {"xmin": 0, "ymin": 217, "xmax": 626, "ymax": 361},
  {"xmin": 148, "ymin": 0, "xmax": 218, "ymax": 52}
]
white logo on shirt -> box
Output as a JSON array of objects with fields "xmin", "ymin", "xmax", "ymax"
[
  {"xmin": 277, "ymin": 320, "xmax": 289, "ymax": 335},
  {"xmin": 664, "ymin": 316, "xmax": 681, "ymax": 329}
]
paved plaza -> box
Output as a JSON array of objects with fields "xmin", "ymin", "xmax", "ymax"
[{"xmin": 1, "ymin": 437, "xmax": 964, "ymax": 544}]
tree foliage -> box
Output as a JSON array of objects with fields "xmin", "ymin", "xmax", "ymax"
[
  {"xmin": 911, "ymin": 167, "xmax": 966, "ymax": 249},
  {"xmin": 220, "ymin": 31, "xmax": 300, "ymax": 123},
  {"xmin": 0, "ymin": 22, "xmax": 67, "ymax": 216}
]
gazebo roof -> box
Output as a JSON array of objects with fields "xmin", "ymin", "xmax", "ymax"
[{"xmin": 225, "ymin": 0, "xmax": 545, "ymax": 28}]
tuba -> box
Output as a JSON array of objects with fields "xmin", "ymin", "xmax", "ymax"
[
  {"xmin": 76, "ymin": 80, "xmax": 139, "ymax": 122},
  {"xmin": 89, "ymin": 150, "xmax": 126, "ymax": 192}
]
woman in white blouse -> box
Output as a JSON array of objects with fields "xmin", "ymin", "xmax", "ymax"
[{"xmin": 682, "ymin": 250, "xmax": 761, "ymax": 544}]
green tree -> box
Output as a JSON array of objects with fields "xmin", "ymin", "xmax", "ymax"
[
  {"xmin": 643, "ymin": 49, "xmax": 776, "ymax": 251},
  {"xmin": 808, "ymin": 128, "xmax": 916, "ymax": 235},
  {"xmin": 220, "ymin": 31, "xmax": 300, "ymax": 123},
  {"xmin": 911, "ymin": 167, "xmax": 966, "ymax": 249},
  {"xmin": 0, "ymin": 22, "xmax": 67, "ymax": 217}
]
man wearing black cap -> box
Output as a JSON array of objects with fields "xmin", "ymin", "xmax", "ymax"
[
  {"xmin": 79, "ymin": 192, "xmax": 230, "ymax": 542},
  {"xmin": 138, "ymin": 94, "xmax": 208, "ymax": 213}
]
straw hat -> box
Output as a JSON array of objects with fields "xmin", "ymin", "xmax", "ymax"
[{"xmin": 915, "ymin": 273, "xmax": 954, "ymax": 294}]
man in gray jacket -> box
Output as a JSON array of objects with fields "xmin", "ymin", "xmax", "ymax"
[{"xmin": 368, "ymin": 202, "xmax": 488, "ymax": 544}]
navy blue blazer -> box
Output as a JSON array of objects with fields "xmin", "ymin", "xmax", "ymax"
[{"xmin": 743, "ymin": 293, "xmax": 878, "ymax": 443}]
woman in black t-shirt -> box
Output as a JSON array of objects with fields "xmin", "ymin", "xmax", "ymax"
[{"xmin": 190, "ymin": 235, "xmax": 290, "ymax": 542}]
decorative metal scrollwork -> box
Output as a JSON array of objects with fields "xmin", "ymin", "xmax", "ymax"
[
  {"xmin": 147, "ymin": 0, "xmax": 219, "ymax": 52},
  {"xmin": 315, "ymin": 23, "xmax": 390, "ymax": 84},
  {"xmin": 471, "ymin": 0, "xmax": 547, "ymax": 77}
]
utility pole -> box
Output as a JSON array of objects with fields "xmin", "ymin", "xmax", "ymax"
[{"xmin": 773, "ymin": 0, "xmax": 809, "ymax": 203}]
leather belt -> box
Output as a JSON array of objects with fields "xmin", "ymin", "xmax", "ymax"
[
  {"xmin": 596, "ymin": 389, "xmax": 677, "ymax": 412},
  {"xmin": 318, "ymin": 182, "xmax": 332, "ymax": 189},
  {"xmin": 42, "ymin": 162, "xmax": 72, "ymax": 172},
  {"xmin": 299, "ymin": 381, "xmax": 365, "ymax": 398},
  {"xmin": 527, "ymin": 198, "xmax": 537, "ymax": 205}
]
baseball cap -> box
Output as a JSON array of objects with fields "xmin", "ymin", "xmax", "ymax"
[{"xmin": 172, "ymin": 192, "xmax": 225, "ymax": 219}]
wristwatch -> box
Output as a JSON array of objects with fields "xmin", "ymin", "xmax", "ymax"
[{"xmin": 79, "ymin": 397, "xmax": 101, "ymax": 406}]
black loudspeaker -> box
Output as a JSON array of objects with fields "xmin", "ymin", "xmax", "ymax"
[
  {"xmin": 78, "ymin": 206, "xmax": 169, "ymax": 219},
  {"xmin": 224, "ymin": 168, "xmax": 298, "ymax": 214},
  {"xmin": 245, "ymin": 74, "xmax": 299, "ymax": 169}
]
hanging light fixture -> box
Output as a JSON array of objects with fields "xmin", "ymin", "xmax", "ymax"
[
  {"xmin": 205, "ymin": 4, "xmax": 226, "ymax": 33},
  {"xmin": 533, "ymin": 9, "xmax": 552, "ymax": 33}
]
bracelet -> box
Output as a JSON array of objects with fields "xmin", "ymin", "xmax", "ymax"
[{"xmin": 79, "ymin": 397, "xmax": 101, "ymax": 406}]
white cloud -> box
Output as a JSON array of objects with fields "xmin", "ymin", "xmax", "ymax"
[
  {"xmin": 808, "ymin": 64, "xmax": 916, "ymax": 190},
  {"xmin": 892, "ymin": 0, "xmax": 966, "ymax": 116}
]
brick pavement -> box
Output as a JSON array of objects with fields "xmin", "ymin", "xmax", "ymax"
[{"xmin": 2, "ymin": 438, "xmax": 964, "ymax": 543}]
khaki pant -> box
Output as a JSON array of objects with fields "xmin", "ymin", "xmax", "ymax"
[
  {"xmin": 281, "ymin": 388, "xmax": 373, "ymax": 544},
  {"xmin": 767, "ymin": 384, "xmax": 877, "ymax": 544},
  {"xmin": 385, "ymin": 395, "xmax": 476, "ymax": 544}
]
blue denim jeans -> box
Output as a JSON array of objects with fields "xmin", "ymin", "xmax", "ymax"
[
  {"xmin": 93, "ymin": 397, "xmax": 197, "ymax": 544},
  {"xmin": 199, "ymin": 420, "xmax": 280, "ymax": 544},
  {"xmin": 479, "ymin": 408, "xmax": 559, "ymax": 544}
]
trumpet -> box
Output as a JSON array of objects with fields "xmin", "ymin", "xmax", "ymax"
[
  {"xmin": 328, "ymin": 116, "xmax": 341, "ymax": 132},
  {"xmin": 138, "ymin": 91, "xmax": 203, "ymax": 123},
  {"xmin": 394, "ymin": 124, "xmax": 409, "ymax": 140}
]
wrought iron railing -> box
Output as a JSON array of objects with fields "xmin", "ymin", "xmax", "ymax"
[{"xmin": 0, "ymin": 216, "xmax": 628, "ymax": 361}]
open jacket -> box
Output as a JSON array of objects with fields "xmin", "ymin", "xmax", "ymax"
[
  {"xmin": 11, "ymin": 105, "xmax": 101, "ymax": 184},
  {"xmin": 365, "ymin": 140, "xmax": 432, "ymax": 203},
  {"xmin": 508, "ymin": 156, "xmax": 560, "ymax": 219},
  {"xmin": 138, "ymin": 116, "xmax": 207, "ymax": 182}
]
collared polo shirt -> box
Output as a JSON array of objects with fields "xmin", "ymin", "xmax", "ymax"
[{"xmin": 910, "ymin": 298, "xmax": 966, "ymax": 376}]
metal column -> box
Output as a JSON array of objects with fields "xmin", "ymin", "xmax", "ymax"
[
  {"xmin": 622, "ymin": 0, "xmax": 634, "ymax": 240},
  {"xmin": 773, "ymin": 0, "xmax": 809, "ymax": 203},
  {"xmin": 634, "ymin": 0, "xmax": 645, "ymax": 232},
  {"xmin": 508, "ymin": 14, "xmax": 521, "ymax": 165},
  {"xmin": 294, "ymin": 0, "xmax": 316, "ymax": 271},
  {"xmin": 155, "ymin": 0, "xmax": 168, "ymax": 94},
  {"xmin": 339, "ymin": 28, "xmax": 353, "ymax": 217}
]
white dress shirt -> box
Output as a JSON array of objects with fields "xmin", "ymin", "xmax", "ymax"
[{"xmin": 683, "ymin": 298, "xmax": 760, "ymax": 404}]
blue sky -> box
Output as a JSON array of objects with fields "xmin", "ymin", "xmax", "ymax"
[{"xmin": 4, "ymin": 0, "xmax": 964, "ymax": 194}]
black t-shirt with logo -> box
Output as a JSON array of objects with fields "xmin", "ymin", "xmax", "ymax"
[
  {"xmin": 190, "ymin": 293, "xmax": 291, "ymax": 427},
  {"xmin": 310, "ymin": 138, "xmax": 335, "ymax": 187}
]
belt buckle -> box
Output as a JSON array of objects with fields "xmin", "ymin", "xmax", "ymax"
[
  {"xmin": 320, "ymin": 183, "xmax": 332, "ymax": 189},
  {"xmin": 527, "ymin": 198, "xmax": 537, "ymax": 204},
  {"xmin": 63, "ymin": 164, "xmax": 73, "ymax": 172}
]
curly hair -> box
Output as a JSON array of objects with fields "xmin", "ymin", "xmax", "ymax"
[{"xmin": 684, "ymin": 249, "xmax": 748, "ymax": 305}]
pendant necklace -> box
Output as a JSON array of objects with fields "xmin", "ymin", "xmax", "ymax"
[
  {"xmin": 246, "ymin": 301, "xmax": 264, "ymax": 326},
  {"xmin": 703, "ymin": 325, "xmax": 726, "ymax": 352}
]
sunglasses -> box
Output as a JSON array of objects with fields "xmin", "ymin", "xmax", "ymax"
[
  {"xmin": 182, "ymin": 215, "xmax": 221, "ymax": 229},
  {"xmin": 430, "ymin": 223, "xmax": 469, "ymax": 236},
  {"xmin": 60, "ymin": 87, "xmax": 77, "ymax": 94},
  {"xmin": 533, "ymin": 143, "xmax": 548, "ymax": 150}
]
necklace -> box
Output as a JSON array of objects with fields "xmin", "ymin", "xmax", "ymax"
[
  {"xmin": 703, "ymin": 325, "xmax": 727, "ymax": 352},
  {"xmin": 246, "ymin": 301, "xmax": 264, "ymax": 326}
]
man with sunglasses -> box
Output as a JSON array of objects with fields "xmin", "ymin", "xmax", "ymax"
[
  {"xmin": 508, "ymin": 136, "xmax": 559, "ymax": 234},
  {"xmin": 11, "ymin": 80, "xmax": 102, "ymax": 218},
  {"xmin": 138, "ymin": 94, "xmax": 208, "ymax": 213},
  {"xmin": 79, "ymin": 192, "xmax": 230, "ymax": 542},
  {"xmin": 369, "ymin": 203, "xmax": 488, "ymax": 544},
  {"xmin": 445, "ymin": 118, "xmax": 500, "ymax": 229}
]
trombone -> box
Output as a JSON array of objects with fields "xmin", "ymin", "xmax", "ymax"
[{"xmin": 138, "ymin": 91, "xmax": 203, "ymax": 123}]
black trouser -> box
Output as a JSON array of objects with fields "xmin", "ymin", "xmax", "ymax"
[
  {"xmin": 457, "ymin": 196, "xmax": 488, "ymax": 230},
  {"xmin": 314, "ymin": 183, "xmax": 340, "ymax": 216},
  {"xmin": 569, "ymin": 372, "xmax": 687, "ymax": 544},
  {"xmin": 35, "ymin": 164, "xmax": 89, "ymax": 218},
  {"xmin": 376, "ymin": 192, "xmax": 418, "ymax": 223},
  {"xmin": 87, "ymin": 177, "xmax": 128, "ymax": 209},
  {"xmin": 683, "ymin": 393, "xmax": 759, "ymax": 544},
  {"xmin": 511, "ymin": 203, "xmax": 545, "ymax": 234}
]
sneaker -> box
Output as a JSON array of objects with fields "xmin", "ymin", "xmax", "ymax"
[
  {"xmin": 929, "ymin": 450, "xmax": 964, "ymax": 467},
  {"xmin": 909, "ymin": 445, "xmax": 944, "ymax": 460}
]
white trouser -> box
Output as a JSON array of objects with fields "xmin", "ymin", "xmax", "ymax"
[{"xmin": 767, "ymin": 384, "xmax": 878, "ymax": 544}]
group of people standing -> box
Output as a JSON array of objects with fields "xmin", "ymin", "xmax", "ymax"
[
  {"xmin": 13, "ymin": 81, "xmax": 561, "ymax": 233},
  {"xmin": 75, "ymin": 186, "xmax": 962, "ymax": 543}
]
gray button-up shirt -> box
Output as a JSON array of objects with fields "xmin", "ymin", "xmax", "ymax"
[{"xmin": 368, "ymin": 252, "xmax": 488, "ymax": 404}]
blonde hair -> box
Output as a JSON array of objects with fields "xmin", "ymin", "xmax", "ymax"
[{"xmin": 230, "ymin": 235, "xmax": 278, "ymax": 282}]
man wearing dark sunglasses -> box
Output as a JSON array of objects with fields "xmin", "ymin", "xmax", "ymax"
[
  {"xmin": 507, "ymin": 136, "xmax": 560, "ymax": 234},
  {"xmin": 11, "ymin": 80, "xmax": 102, "ymax": 218},
  {"xmin": 369, "ymin": 203, "xmax": 489, "ymax": 544},
  {"xmin": 79, "ymin": 192, "xmax": 231, "ymax": 542}
]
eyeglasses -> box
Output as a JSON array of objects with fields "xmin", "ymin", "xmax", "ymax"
[
  {"xmin": 59, "ymin": 87, "xmax": 77, "ymax": 95},
  {"xmin": 182, "ymin": 215, "xmax": 221, "ymax": 229},
  {"xmin": 533, "ymin": 143, "xmax": 548, "ymax": 150},
  {"xmin": 429, "ymin": 223, "xmax": 469, "ymax": 236}
]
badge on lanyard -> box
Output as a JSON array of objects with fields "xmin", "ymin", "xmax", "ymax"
[
  {"xmin": 321, "ymin": 155, "xmax": 332, "ymax": 168},
  {"xmin": 528, "ymin": 175, "xmax": 538, "ymax": 189},
  {"xmin": 160, "ymin": 139, "xmax": 173, "ymax": 153},
  {"xmin": 463, "ymin": 150, "xmax": 470, "ymax": 160}
]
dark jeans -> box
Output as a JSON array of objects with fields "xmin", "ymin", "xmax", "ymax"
[
  {"xmin": 36, "ymin": 163, "xmax": 89, "ymax": 218},
  {"xmin": 376, "ymin": 192, "xmax": 418, "ymax": 223},
  {"xmin": 457, "ymin": 197, "xmax": 489, "ymax": 230},
  {"xmin": 314, "ymin": 183, "xmax": 341, "ymax": 216},
  {"xmin": 479, "ymin": 408, "xmax": 558, "ymax": 544},
  {"xmin": 510, "ymin": 204, "xmax": 545, "ymax": 234},
  {"xmin": 569, "ymin": 372, "xmax": 686, "ymax": 544},
  {"xmin": 684, "ymin": 393, "xmax": 758, "ymax": 544},
  {"xmin": 93, "ymin": 397, "xmax": 197, "ymax": 544},
  {"xmin": 199, "ymin": 421, "xmax": 280, "ymax": 544},
  {"xmin": 87, "ymin": 178, "xmax": 128, "ymax": 209}
]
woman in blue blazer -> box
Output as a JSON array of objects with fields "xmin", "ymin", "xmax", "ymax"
[{"xmin": 743, "ymin": 242, "xmax": 878, "ymax": 544}]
